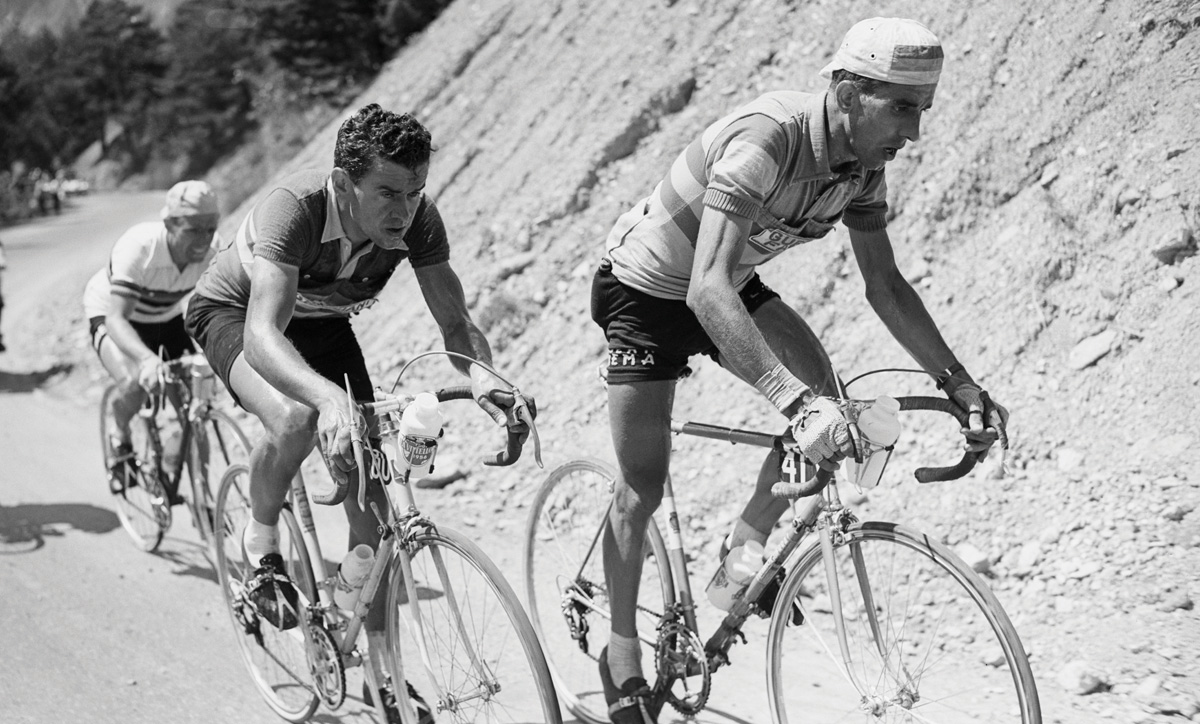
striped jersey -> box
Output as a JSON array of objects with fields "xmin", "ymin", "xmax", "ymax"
[
  {"xmin": 606, "ymin": 90, "xmax": 889, "ymax": 300},
  {"xmin": 82, "ymin": 221, "xmax": 219, "ymax": 323}
]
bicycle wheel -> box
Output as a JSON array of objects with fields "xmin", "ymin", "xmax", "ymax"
[
  {"xmin": 101, "ymin": 385, "xmax": 169, "ymax": 552},
  {"xmin": 523, "ymin": 458, "xmax": 672, "ymax": 724},
  {"xmin": 766, "ymin": 522, "xmax": 1041, "ymax": 724},
  {"xmin": 187, "ymin": 409, "xmax": 252, "ymax": 543},
  {"xmin": 387, "ymin": 525, "xmax": 562, "ymax": 723},
  {"xmin": 214, "ymin": 465, "xmax": 320, "ymax": 723}
]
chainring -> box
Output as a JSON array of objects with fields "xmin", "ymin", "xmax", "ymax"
[
  {"xmin": 306, "ymin": 621, "xmax": 346, "ymax": 708},
  {"xmin": 655, "ymin": 620, "xmax": 710, "ymax": 715}
]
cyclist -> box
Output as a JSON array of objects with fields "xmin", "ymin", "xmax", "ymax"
[
  {"xmin": 185, "ymin": 103, "xmax": 514, "ymax": 722},
  {"xmin": 83, "ymin": 180, "xmax": 221, "ymax": 494},
  {"xmin": 590, "ymin": 18, "xmax": 1009, "ymax": 722}
]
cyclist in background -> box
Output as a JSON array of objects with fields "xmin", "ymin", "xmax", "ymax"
[
  {"xmin": 589, "ymin": 18, "xmax": 1009, "ymax": 722},
  {"xmin": 186, "ymin": 103, "xmax": 515, "ymax": 722},
  {"xmin": 83, "ymin": 181, "xmax": 221, "ymax": 493}
]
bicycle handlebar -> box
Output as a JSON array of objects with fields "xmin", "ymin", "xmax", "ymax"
[
  {"xmin": 672, "ymin": 393, "xmax": 982, "ymax": 501},
  {"xmin": 312, "ymin": 384, "xmax": 539, "ymax": 506}
]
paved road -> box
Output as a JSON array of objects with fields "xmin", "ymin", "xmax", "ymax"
[{"xmin": 0, "ymin": 194, "xmax": 376, "ymax": 724}]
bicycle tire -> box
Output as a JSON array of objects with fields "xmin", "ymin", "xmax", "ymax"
[
  {"xmin": 101, "ymin": 384, "xmax": 169, "ymax": 552},
  {"xmin": 522, "ymin": 458, "xmax": 673, "ymax": 724},
  {"xmin": 387, "ymin": 525, "xmax": 562, "ymax": 723},
  {"xmin": 214, "ymin": 464, "xmax": 320, "ymax": 723},
  {"xmin": 186, "ymin": 409, "xmax": 252, "ymax": 544},
  {"xmin": 766, "ymin": 522, "xmax": 1041, "ymax": 724}
]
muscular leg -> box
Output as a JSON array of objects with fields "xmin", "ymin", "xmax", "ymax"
[
  {"xmin": 727, "ymin": 299, "xmax": 840, "ymax": 542},
  {"xmin": 603, "ymin": 379, "xmax": 674, "ymax": 685}
]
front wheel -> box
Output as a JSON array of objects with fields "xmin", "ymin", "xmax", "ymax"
[
  {"xmin": 214, "ymin": 464, "xmax": 320, "ymax": 723},
  {"xmin": 101, "ymin": 384, "xmax": 169, "ymax": 552},
  {"xmin": 766, "ymin": 522, "xmax": 1041, "ymax": 723},
  {"xmin": 387, "ymin": 525, "xmax": 562, "ymax": 723},
  {"xmin": 186, "ymin": 409, "xmax": 252, "ymax": 544}
]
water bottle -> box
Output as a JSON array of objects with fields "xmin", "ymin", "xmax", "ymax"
[
  {"xmin": 705, "ymin": 539, "xmax": 765, "ymax": 612},
  {"xmin": 399, "ymin": 392, "xmax": 443, "ymax": 480},
  {"xmin": 846, "ymin": 396, "xmax": 901, "ymax": 489},
  {"xmin": 333, "ymin": 544, "xmax": 375, "ymax": 612}
]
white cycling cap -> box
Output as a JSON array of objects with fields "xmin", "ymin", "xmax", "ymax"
[{"xmin": 820, "ymin": 17, "xmax": 943, "ymax": 86}]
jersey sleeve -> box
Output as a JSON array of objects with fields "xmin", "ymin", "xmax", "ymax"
[
  {"xmin": 842, "ymin": 169, "xmax": 889, "ymax": 232},
  {"xmin": 701, "ymin": 114, "xmax": 788, "ymax": 220},
  {"xmin": 404, "ymin": 196, "xmax": 451, "ymax": 268},
  {"xmin": 107, "ymin": 226, "xmax": 155, "ymax": 299},
  {"xmin": 250, "ymin": 188, "xmax": 316, "ymax": 267}
]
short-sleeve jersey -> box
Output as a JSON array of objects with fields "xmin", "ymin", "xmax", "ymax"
[
  {"xmin": 606, "ymin": 90, "xmax": 889, "ymax": 300},
  {"xmin": 82, "ymin": 221, "xmax": 219, "ymax": 323},
  {"xmin": 193, "ymin": 170, "xmax": 449, "ymax": 318}
]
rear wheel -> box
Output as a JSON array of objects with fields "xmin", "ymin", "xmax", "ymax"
[
  {"xmin": 101, "ymin": 384, "xmax": 169, "ymax": 552},
  {"xmin": 523, "ymin": 458, "xmax": 672, "ymax": 724},
  {"xmin": 388, "ymin": 526, "xmax": 562, "ymax": 723},
  {"xmin": 766, "ymin": 522, "xmax": 1041, "ymax": 723},
  {"xmin": 214, "ymin": 464, "xmax": 319, "ymax": 722}
]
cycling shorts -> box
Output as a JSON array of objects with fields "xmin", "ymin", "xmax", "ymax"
[
  {"xmin": 185, "ymin": 294, "xmax": 373, "ymax": 408},
  {"xmin": 89, "ymin": 314, "xmax": 195, "ymax": 361},
  {"xmin": 590, "ymin": 258, "xmax": 779, "ymax": 384}
]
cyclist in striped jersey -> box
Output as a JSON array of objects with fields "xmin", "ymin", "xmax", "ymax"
[{"xmin": 83, "ymin": 180, "xmax": 221, "ymax": 492}]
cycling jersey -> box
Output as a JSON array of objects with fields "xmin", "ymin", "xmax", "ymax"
[
  {"xmin": 192, "ymin": 170, "xmax": 449, "ymax": 318},
  {"xmin": 606, "ymin": 90, "xmax": 889, "ymax": 300},
  {"xmin": 82, "ymin": 221, "xmax": 219, "ymax": 323}
]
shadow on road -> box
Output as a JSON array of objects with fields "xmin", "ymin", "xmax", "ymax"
[
  {"xmin": 0, "ymin": 362, "xmax": 74, "ymax": 393},
  {"xmin": 0, "ymin": 501, "xmax": 120, "ymax": 553},
  {"xmin": 156, "ymin": 544, "xmax": 220, "ymax": 585}
]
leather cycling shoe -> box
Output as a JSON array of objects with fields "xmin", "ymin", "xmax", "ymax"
[
  {"xmin": 365, "ymin": 676, "xmax": 434, "ymax": 723},
  {"xmin": 599, "ymin": 646, "xmax": 662, "ymax": 724},
  {"xmin": 108, "ymin": 442, "xmax": 136, "ymax": 495},
  {"xmin": 246, "ymin": 553, "xmax": 300, "ymax": 630}
]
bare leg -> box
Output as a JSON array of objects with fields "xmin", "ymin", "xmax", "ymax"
[
  {"xmin": 731, "ymin": 299, "xmax": 840, "ymax": 537},
  {"xmin": 603, "ymin": 379, "xmax": 674, "ymax": 685}
]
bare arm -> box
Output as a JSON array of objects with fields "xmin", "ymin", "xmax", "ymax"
[
  {"xmin": 686, "ymin": 207, "xmax": 812, "ymax": 417},
  {"xmin": 105, "ymin": 293, "xmax": 158, "ymax": 363},
  {"xmin": 243, "ymin": 257, "xmax": 344, "ymax": 409},
  {"xmin": 847, "ymin": 227, "xmax": 965, "ymax": 380},
  {"xmin": 414, "ymin": 261, "xmax": 508, "ymax": 422}
]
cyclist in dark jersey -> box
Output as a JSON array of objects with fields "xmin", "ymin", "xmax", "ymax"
[{"xmin": 187, "ymin": 104, "xmax": 512, "ymax": 721}]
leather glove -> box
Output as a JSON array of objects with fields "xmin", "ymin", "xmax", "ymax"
[
  {"xmin": 789, "ymin": 396, "xmax": 855, "ymax": 471},
  {"xmin": 946, "ymin": 382, "xmax": 1009, "ymax": 454}
]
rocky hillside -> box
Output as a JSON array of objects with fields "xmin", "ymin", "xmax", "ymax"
[{"xmin": 71, "ymin": 0, "xmax": 1200, "ymax": 720}]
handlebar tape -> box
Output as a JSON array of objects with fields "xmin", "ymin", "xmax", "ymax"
[{"xmin": 895, "ymin": 396, "xmax": 983, "ymax": 483}]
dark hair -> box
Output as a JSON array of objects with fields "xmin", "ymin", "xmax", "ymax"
[
  {"xmin": 829, "ymin": 69, "xmax": 885, "ymax": 97},
  {"xmin": 334, "ymin": 103, "xmax": 433, "ymax": 183}
]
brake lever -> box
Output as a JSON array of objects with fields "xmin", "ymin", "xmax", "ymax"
[
  {"xmin": 346, "ymin": 376, "xmax": 369, "ymax": 510},
  {"xmin": 512, "ymin": 390, "xmax": 543, "ymax": 469}
]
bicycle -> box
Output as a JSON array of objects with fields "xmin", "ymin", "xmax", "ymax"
[
  {"xmin": 99, "ymin": 352, "xmax": 253, "ymax": 552},
  {"xmin": 524, "ymin": 377, "xmax": 1041, "ymax": 723},
  {"xmin": 213, "ymin": 352, "xmax": 563, "ymax": 723}
]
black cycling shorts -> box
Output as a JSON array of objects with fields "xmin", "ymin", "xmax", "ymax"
[
  {"xmin": 89, "ymin": 314, "xmax": 195, "ymax": 360},
  {"xmin": 185, "ymin": 295, "xmax": 373, "ymax": 408},
  {"xmin": 590, "ymin": 258, "xmax": 779, "ymax": 384}
]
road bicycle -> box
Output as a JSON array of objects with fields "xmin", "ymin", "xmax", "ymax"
[
  {"xmin": 213, "ymin": 352, "xmax": 562, "ymax": 723},
  {"xmin": 524, "ymin": 377, "xmax": 1041, "ymax": 723},
  {"xmin": 99, "ymin": 352, "xmax": 252, "ymax": 552}
]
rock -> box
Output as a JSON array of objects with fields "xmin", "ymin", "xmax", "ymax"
[
  {"xmin": 1149, "ymin": 180, "xmax": 1178, "ymax": 200},
  {"xmin": 1038, "ymin": 163, "xmax": 1060, "ymax": 188},
  {"xmin": 1157, "ymin": 589, "xmax": 1193, "ymax": 612},
  {"xmin": 495, "ymin": 251, "xmax": 538, "ymax": 281},
  {"xmin": 1114, "ymin": 186, "xmax": 1142, "ymax": 213},
  {"xmin": 1014, "ymin": 542, "xmax": 1042, "ymax": 575},
  {"xmin": 1057, "ymin": 660, "xmax": 1107, "ymax": 695},
  {"xmin": 1157, "ymin": 274, "xmax": 1181, "ymax": 292},
  {"xmin": 1139, "ymin": 14, "xmax": 1156, "ymax": 33},
  {"xmin": 1068, "ymin": 330, "xmax": 1116, "ymax": 370},
  {"xmin": 1166, "ymin": 145, "xmax": 1188, "ymax": 160},
  {"xmin": 955, "ymin": 543, "xmax": 992, "ymax": 574},
  {"xmin": 1133, "ymin": 675, "xmax": 1164, "ymax": 702},
  {"xmin": 1057, "ymin": 447, "xmax": 1085, "ymax": 472},
  {"xmin": 1163, "ymin": 503, "xmax": 1193, "ymax": 522},
  {"xmin": 1151, "ymin": 227, "xmax": 1197, "ymax": 265}
]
